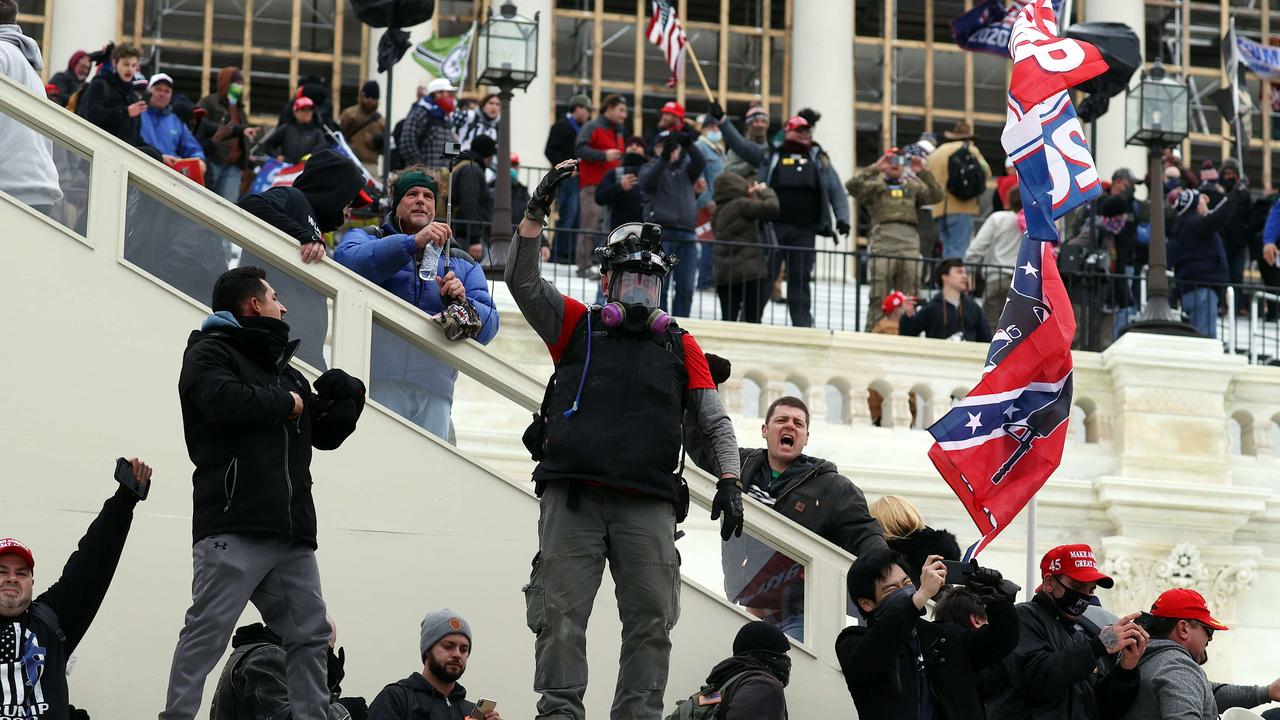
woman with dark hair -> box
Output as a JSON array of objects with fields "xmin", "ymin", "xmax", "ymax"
[{"xmin": 453, "ymin": 92, "xmax": 500, "ymax": 153}]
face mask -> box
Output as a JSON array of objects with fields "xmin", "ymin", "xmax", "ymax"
[
  {"xmin": 435, "ymin": 94, "xmax": 456, "ymax": 113},
  {"xmin": 706, "ymin": 130, "xmax": 722, "ymax": 144},
  {"xmin": 1050, "ymin": 578, "xmax": 1094, "ymax": 616},
  {"xmin": 510, "ymin": 168, "xmax": 519, "ymax": 181},
  {"xmin": 745, "ymin": 650, "xmax": 792, "ymax": 688},
  {"xmin": 227, "ymin": 82, "xmax": 243, "ymax": 104},
  {"xmin": 1164, "ymin": 178, "xmax": 1181, "ymax": 193},
  {"xmin": 1221, "ymin": 176, "xmax": 1238, "ymax": 191}
]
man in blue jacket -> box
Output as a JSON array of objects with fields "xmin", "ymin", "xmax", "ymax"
[
  {"xmin": 140, "ymin": 73, "xmax": 206, "ymax": 175},
  {"xmin": 336, "ymin": 165, "xmax": 498, "ymax": 442}
]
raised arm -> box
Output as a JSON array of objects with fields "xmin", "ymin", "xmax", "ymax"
[{"xmin": 506, "ymin": 161, "xmax": 581, "ymax": 346}]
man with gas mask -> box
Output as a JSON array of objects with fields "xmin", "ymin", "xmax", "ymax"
[
  {"xmin": 837, "ymin": 547, "xmax": 1020, "ymax": 720},
  {"xmin": 505, "ymin": 159, "xmax": 745, "ymax": 720},
  {"xmin": 986, "ymin": 544, "xmax": 1148, "ymax": 720}
]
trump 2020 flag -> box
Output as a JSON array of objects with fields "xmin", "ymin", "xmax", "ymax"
[
  {"xmin": 1008, "ymin": 0, "xmax": 1108, "ymax": 109},
  {"xmin": 927, "ymin": 237, "xmax": 1076, "ymax": 557},
  {"xmin": 1003, "ymin": 91, "xmax": 1102, "ymax": 241}
]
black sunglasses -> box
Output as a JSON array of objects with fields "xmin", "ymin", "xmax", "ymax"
[{"xmin": 1190, "ymin": 620, "xmax": 1215, "ymax": 639}]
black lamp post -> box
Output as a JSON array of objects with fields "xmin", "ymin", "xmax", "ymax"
[
  {"xmin": 1122, "ymin": 60, "xmax": 1199, "ymax": 337},
  {"xmin": 476, "ymin": 1, "xmax": 539, "ymax": 276}
]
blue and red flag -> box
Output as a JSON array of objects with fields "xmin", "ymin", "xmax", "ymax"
[{"xmin": 929, "ymin": 0, "xmax": 1101, "ymax": 558}]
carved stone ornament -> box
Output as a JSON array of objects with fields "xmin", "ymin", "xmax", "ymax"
[{"xmin": 1103, "ymin": 543, "xmax": 1257, "ymax": 616}]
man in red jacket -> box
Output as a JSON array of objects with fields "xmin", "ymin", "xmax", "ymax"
[{"xmin": 573, "ymin": 94, "xmax": 628, "ymax": 278}]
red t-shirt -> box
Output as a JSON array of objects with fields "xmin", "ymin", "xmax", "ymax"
[{"xmin": 548, "ymin": 297, "xmax": 715, "ymax": 391}]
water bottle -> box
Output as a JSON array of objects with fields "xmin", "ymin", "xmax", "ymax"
[{"xmin": 418, "ymin": 242, "xmax": 440, "ymax": 282}]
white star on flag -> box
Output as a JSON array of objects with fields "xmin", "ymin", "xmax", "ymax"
[
  {"xmin": 1003, "ymin": 405, "xmax": 1019, "ymax": 419},
  {"xmin": 965, "ymin": 412, "xmax": 983, "ymax": 434},
  {"xmin": 1020, "ymin": 261, "xmax": 1040, "ymax": 277}
]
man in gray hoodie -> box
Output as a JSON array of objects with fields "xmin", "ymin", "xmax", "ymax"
[
  {"xmin": 0, "ymin": 0, "xmax": 63, "ymax": 216},
  {"xmin": 1126, "ymin": 588, "xmax": 1280, "ymax": 720}
]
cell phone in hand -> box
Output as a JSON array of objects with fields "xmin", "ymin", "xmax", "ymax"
[
  {"xmin": 470, "ymin": 699, "xmax": 496, "ymax": 719},
  {"xmin": 941, "ymin": 559, "xmax": 975, "ymax": 586},
  {"xmin": 114, "ymin": 457, "xmax": 149, "ymax": 501}
]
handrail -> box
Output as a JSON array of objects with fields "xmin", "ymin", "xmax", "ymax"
[{"xmin": 0, "ymin": 72, "xmax": 856, "ymax": 665}]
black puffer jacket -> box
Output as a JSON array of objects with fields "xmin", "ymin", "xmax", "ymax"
[
  {"xmin": 258, "ymin": 121, "xmax": 330, "ymax": 164},
  {"xmin": 177, "ymin": 313, "xmax": 364, "ymax": 547},
  {"xmin": 210, "ymin": 623, "xmax": 352, "ymax": 720},
  {"xmin": 712, "ymin": 171, "xmax": 779, "ymax": 285}
]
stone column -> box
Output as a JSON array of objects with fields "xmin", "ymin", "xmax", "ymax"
[
  {"xmin": 49, "ymin": 3, "xmax": 117, "ymax": 78},
  {"xmin": 1082, "ymin": 0, "xmax": 1147, "ymax": 190}
]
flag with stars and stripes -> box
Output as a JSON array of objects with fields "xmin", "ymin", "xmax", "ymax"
[
  {"xmin": 926, "ymin": 236, "xmax": 1076, "ymax": 558},
  {"xmin": 647, "ymin": 0, "xmax": 687, "ymax": 88}
]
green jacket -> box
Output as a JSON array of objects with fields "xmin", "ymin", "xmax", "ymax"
[{"xmin": 846, "ymin": 166, "xmax": 945, "ymax": 227}]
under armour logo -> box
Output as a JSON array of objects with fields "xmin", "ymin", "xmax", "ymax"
[{"xmin": 212, "ymin": 541, "xmax": 228, "ymax": 550}]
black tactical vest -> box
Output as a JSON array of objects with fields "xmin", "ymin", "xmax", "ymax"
[{"xmin": 531, "ymin": 309, "xmax": 688, "ymax": 501}]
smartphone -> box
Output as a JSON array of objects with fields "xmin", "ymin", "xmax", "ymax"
[
  {"xmin": 115, "ymin": 457, "xmax": 150, "ymax": 501},
  {"xmin": 941, "ymin": 559, "xmax": 975, "ymax": 586},
  {"xmin": 890, "ymin": 154, "xmax": 909, "ymax": 167},
  {"xmin": 470, "ymin": 699, "xmax": 496, "ymax": 719}
]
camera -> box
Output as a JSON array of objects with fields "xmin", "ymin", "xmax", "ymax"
[
  {"xmin": 890, "ymin": 154, "xmax": 909, "ymax": 167},
  {"xmin": 943, "ymin": 559, "xmax": 1020, "ymax": 603},
  {"xmin": 442, "ymin": 141, "xmax": 462, "ymax": 159}
]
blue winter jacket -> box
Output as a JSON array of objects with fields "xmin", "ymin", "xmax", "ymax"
[
  {"xmin": 140, "ymin": 106, "xmax": 205, "ymax": 159},
  {"xmin": 335, "ymin": 221, "xmax": 498, "ymax": 399}
]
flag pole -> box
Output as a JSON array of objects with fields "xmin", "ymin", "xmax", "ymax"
[
  {"xmin": 1025, "ymin": 495, "xmax": 1038, "ymax": 602},
  {"xmin": 682, "ymin": 42, "xmax": 718, "ymax": 107},
  {"xmin": 1230, "ymin": 18, "xmax": 1246, "ymax": 171}
]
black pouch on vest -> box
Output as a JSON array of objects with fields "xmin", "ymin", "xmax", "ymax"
[{"xmin": 523, "ymin": 375, "xmax": 557, "ymax": 462}]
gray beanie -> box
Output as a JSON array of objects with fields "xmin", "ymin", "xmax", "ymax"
[{"xmin": 420, "ymin": 609, "xmax": 472, "ymax": 659}]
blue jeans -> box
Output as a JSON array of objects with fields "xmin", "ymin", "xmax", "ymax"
[
  {"xmin": 370, "ymin": 379, "xmax": 454, "ymax": 443},
  {"xmin": 552, "ymin": 176, "xmax": 580, "ymax": 263},
  {"xmin": 936, "ymin": 213, "xmax": 975, "ymax": 259},
  {"xmin": 1181, "ymin": 287, "xmax": 1219, "ymax": 339},
  {"xmin": 697, "ymin": 239, "xmax": 715, "ymax": 288},
  {"xmin": 205, "ymin": 161, "xmax": 242, "ymax": 203},
  {"xmin": 661, "ymin": 231, "xmax": 698, "ymax": 317}
]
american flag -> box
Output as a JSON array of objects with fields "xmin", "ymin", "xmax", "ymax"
[{"xmin": 647, "ymin": 0, "xmax": 687, "ymax": 87}]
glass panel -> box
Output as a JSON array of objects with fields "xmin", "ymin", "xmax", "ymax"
[
  {"xmin": 770, "ymin": 36, "xmax": 786, "ymax": 97},
  {"xmin": 686, "ymin": 0, "xmax": 720, "ymax": 23},
  {"xmin": 599, "ymin": 20, "xmax": 638, "ymax": 85},
  {"xmin": 855, "ymin": 0, "xmax": 883, "ymax": 39},
  {"xmin": 682, "ymin": 28, "xmax": 721, "ymax": 94},
  {"xmin": 933, "ymin": 0, "xmax": 967, "ymax": 46},
  {"xmin": 893, "ymin": 47, "xmax": 925, "ymax": 108},
  {"xmin": 973, "ymin": 51, "xmax": 1009, "ymax": 117},
  {"xmin": 680, "ymin": 497, "xmax": 810, "ymax": 642},
  {"xmin": 895, "ymin": 1, "xmax": 926, "ymax": 42},
  {"xmin": 854, "ymin": 41, "xmax": 884, "ymax": 104},
  {"xmin": 933, "ymin": 49, "xmax": 965, "ymax": 112},
  {"xmin": 1187, "ymin": 9, "xmax": 1221, "ymax": 71},
  {"xmin": 0, "ymin": 103, "xmax": 91, "ymax": 236},
  {"xmin": 556, "ymin": 16, "xmax": 594, "ymax": 80},
  {"xmin": 123, "ymin": 181, "xmax": 335, "ymax": 369},
  {"xmin": 727, "ymin": 32, "xmax": 762, "ymax": 96}
]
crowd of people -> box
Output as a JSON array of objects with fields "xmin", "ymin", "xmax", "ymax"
[{"xmin": 8, "ymin": 6, "xmax": 1280, "ymax": 719}]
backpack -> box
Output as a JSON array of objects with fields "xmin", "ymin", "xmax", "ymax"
[
  {"xmin": 946, "ymin": 142, "xmax": 986, "ymax": 201},
  {"xmin": 664, "ymin": 670, "xmax": 762, "ymax": 720}
]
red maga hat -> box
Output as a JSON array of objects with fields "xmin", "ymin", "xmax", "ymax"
[
  {"xmin": 0, "ymin": 538, "xmax": 34, "ymax": 571},
  {"xmin": 1151, "ymin": 588, "xmax": 1229, "ymax": 631},
  {"xmin": 784, "ymin": 116, "xmax": 811, "ymax": 132},
  {"xmin": 659, "ymin": 101, "xmax": 685, "ymax": 119},
  {"xmin": 1040, "ymin": 544, "xmax": 1113, "ymax": 588}
]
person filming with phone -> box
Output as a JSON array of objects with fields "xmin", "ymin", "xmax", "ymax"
[
  {"xmin": 0, "ymin": 457, "xmax": 152, "ymax": 717},
  {"xmin": 836, "ymin": 547, "xmax": 1020, "ymax": 720},
  {"xmin": 366, "ymin": 610, "xmax": 500, "ymax": 720},
  {"xmin": 846, "ymin": 147, "xmax": 945, "ymax": 330}
]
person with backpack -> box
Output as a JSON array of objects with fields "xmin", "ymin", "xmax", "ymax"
[
  {"xmin": 927, "ymin": 122, "xmax": 991, "ymax": 260},
  {"xmin": 366, "ymin": 610, "xmax": 501, "ymax": 720},
  {"xmin": 665, "ymin": 621, "xmax": 791, "ymax": 720},
  {"xmin": 507, "ymin": 161, "xmax": 744, "ymax": 720}
]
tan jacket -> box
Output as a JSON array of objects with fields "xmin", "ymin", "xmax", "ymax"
[
  {"xmin": 339, "ymin": 104, "xmax": 385, "ymax": 164},
  {"xmin": 927, "ymin": 139, "xmax": 992, "ymax": 216}
]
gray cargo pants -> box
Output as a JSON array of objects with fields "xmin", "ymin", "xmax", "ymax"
[
  {"xmin": 159, "ymin": 533, "xmax": 330, "ymax": 720},
  {"xmin": 524, "ymin": 481, "xmax": 681, "ymax": 720},
  {"xmin": 865, "ymin": 222, "xmax": 924, "ymax": 330}
]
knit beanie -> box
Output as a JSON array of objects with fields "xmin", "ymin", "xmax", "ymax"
[
  {"xmin": 393, "ymin": 169, "xmax": 439, "ymax": 211},
  {"xmin": 744, "ymin": 104, "xmax": 769, "ymax": 124},
  {"xmin": 732, "ymin": 621, "xmax": 790, "ymax": 656},
  {"xmin": 1199, "ymin": 160, "xmax": 1218, "ymax": 183},
  {"xmin": 420, "ymin": 609, "xmax": 472, "ymax": 659},
  {"xmin": 1169, "ymin": 188, "xmax": 1200, "ymax": 217}
]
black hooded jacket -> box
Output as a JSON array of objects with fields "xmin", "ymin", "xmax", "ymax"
[
  {"xmin": 704, "ymin": 655, "xmax": 788, "ymax": 720},
  {"xmin": 78, "ymin": 70, "xmax": 145, "ymax": 146},
  {"xmin": 210, "ymin": 623, "xmax": 352, "ymax": 720},
  {"xmin": 239, "ymin": 148, "xmax": 365, "ymax": 245},
  {"xmin": 368, "ymin": 673, "xmax": 476, "ymax": 720},
  {"xmin": 177, "ymin": 314, "xmax": 364, "ymax": 546}
]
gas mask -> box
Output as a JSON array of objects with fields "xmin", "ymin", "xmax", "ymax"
[{"xmin": 601, "ymin": 270, "xmax": 670, "ymax": 333}]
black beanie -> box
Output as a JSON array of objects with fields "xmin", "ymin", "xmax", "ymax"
[
  {"xmin": 470, "ymin": 134, "xmax": 497, "ymax": 160},
  {"xmin": 733, "ymin": 621, "xmax": 790, "ymax": 656}
]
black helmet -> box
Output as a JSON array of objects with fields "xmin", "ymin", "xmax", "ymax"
[{"xmin": 594, "ymin": 222, "xmax": 678, "ymax": 279}]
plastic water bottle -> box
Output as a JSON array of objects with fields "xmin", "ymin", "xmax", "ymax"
[{"xmin": 418, "ymin": 243, "xmax": 440, "ymax": 282}]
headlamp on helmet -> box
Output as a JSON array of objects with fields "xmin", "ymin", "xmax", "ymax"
[{"xmin": 595, "ymin": 223, "xmax": 676, "ymax": 334}]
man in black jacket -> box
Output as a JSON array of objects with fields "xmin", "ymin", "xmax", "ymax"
[
  {"xmin": 451, "ymin": 133, "xmax": 496, "ymax": 260},
  {"xmin": 77, "ymin": 43, "xmax": 148, "ymax": 147},
  {"xmin": 367, "ymin": 610, "xmax": 500, "ymax": 720},
  {"xmin": 238, "ymin": 148, "xmax": 371, "ymax": 370},
  {"xmin": 836, "ymin": 547, "xmax": 1020, "ymax": 720},
  {"xmin": 985, "ymin": 544, "xmax": 1147, "ymax": 720},
  {"xmin": 899, "ymin": 257, "xmax": 992, "ymax": 342},
  {"xmin": 594, "ymin": 136, "xmax": 647, "ymax": 227},
  {"xmin": 0, "ymin": 459, "xmax": 150, "ymax": 720},
  {"xmin": 160, "ymin": 266, "xmax": 367, "ymax": 720},
  {"xmin": 210, "ymin": 620, "xmax": 366, "ymax": 720},
  {"xmin": 673, "ymin": 621, "xmax": 791, "ymax": 720},
  {"xmin": 690, "ymin": 395, "xmax": 886, "ymax": 640},
  {"xmin": 544, "ymin": 94, "xmax": 591, "ymax": 263}
]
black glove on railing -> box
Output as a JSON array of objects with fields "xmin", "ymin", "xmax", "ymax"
[
  {"xmin": 711, "ymin": 478, "xmax": 744, "ymax": 541},
  {"xmin": 525, "ymin": 159, "xmax": 578, "ymax": 224}
]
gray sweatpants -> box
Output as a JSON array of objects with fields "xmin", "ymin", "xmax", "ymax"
[
  {"xmin": 524, "ymin": 481, "xmax": 681, "ymax": 720},
  {"xmin": 159, "ymin": 533, "xmax": 330, "ymax": 720}
]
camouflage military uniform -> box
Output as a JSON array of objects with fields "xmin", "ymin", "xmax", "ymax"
[{"xmin": 846, "ymin": 166, "xmax": 945, "ymax": 329}]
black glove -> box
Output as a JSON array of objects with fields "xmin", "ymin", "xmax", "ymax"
[
  {"xmin": 68, "ymin": 707, "xmax": 90, "ymax": 720},
  {"xmin": 327, "ymin": 646, "xmax": 346, "ymax": 695},
  {"xmin": 315, "ymin": 369, "xmax": 366, "ymax": 402},
  {"xmin": 710, "ymin": 478, "xmax": 744, "ymax": 541},
  {"xmin": 707, "ymin": 102, "xmax": 725, "ymax": 121},
  {"xmin": 337, "ymin": 697, "xmax": 369, "ymax": 720},
  {"xmin": 970, "ymin": 566, "xmax": 1020, "ymax": 603},
  {"xmin": 704, "ymin": 353, "xmax": 732, "ymax": 385},
  {"xmin": 661, "ymin": 137, "xmax": 681, "ymax": 162},
  {"xmin": 677, "ymin": 132, "xmax": 693, "ymax": 148},
  {"xmin": 836, "ymin": 219, "xmax": 851, "ymax": 238},
  {"xmin": 525, "ymin": 160, "xmax": 578, "ymax": 223}
]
